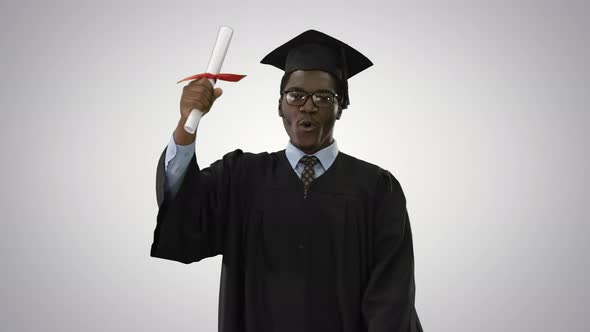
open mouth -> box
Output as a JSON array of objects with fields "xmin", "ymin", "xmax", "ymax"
[{"xmin": 298, "ymin": 120, "xmax": 318, "ymax": 129}]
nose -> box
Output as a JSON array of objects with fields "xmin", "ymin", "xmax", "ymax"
[{"xmin": 299, "ymin": 96, "xmax": 317, "ymax": 113}]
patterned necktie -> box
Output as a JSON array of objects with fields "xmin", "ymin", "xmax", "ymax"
[{"xmin": 300, "ymin": 155, "xmax": 319, "ymax": 198}]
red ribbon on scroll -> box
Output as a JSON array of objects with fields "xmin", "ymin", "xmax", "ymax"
[{"xmin": 177, "ymin": 72, "xmax": 247, "ymax": 84}]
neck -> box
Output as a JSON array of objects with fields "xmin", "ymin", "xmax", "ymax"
[{"xmin": 292, "ymin": 138, "xmax": 334, "ymax": 154}]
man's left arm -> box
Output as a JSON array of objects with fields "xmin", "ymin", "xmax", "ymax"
[{"xmin": 361, "ymin": 171, "xmax": 424, "ymax": 332}]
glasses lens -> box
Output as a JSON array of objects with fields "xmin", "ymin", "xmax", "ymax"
[
  {"xmin": 285, "ymin": 91, "xmax": 307, "ymax": 106},
  {"xmin": 313, "ymin": 92, "xmax": 335, "ymax": 107}
]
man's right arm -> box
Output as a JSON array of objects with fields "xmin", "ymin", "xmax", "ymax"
[
  {"xmin": 162, "ymin": 77, "xmax": 222, "ymax": 199},
  {"xmin": 151, "ymin": 78, "xmax": 225, "ymax": 263},
  {"xmin": 164, "ymin": 128, "xmax": 196, "ymax": 199}
]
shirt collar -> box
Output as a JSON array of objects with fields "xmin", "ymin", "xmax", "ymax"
[{"xmin": 285, "ymin": 139, "xmax": 339, "ymax": 170}]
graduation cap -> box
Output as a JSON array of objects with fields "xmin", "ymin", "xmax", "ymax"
[{"xmin": 260, "ymin": 29, "xmax": 373, "ymax": 109}]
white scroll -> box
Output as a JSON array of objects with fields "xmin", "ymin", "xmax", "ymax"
[{"xmin": 183, "ymin": 26, "xmax": 234, "ymax": 134}]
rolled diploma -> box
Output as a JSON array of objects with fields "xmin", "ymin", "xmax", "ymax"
[{"xmin": 183, "ymin": 26, "xmax": 233, "ymax": 134}]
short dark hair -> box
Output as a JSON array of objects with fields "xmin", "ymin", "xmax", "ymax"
[{"xmin": 279, "ymin": 71, "xmax": 348, "ymax": 110}]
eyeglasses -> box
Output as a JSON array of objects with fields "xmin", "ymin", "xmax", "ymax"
[{"xmin": 283, "ymin": 90, "xmax": 340, "ymax": 108}]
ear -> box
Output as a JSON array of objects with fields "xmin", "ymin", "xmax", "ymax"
[
  {"xmin": 278, "ymin": 98, "xmax": 284, "ymax": 117},
  {"xmin": 335, "ymin": 106, "xmax": 342, "ymax": 120}
]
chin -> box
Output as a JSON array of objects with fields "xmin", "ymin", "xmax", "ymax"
[
  {"xmin": 294, "ymin": 140, "xmax": 314, "ymax": 150},
  {"xmin": 288, "ymin": 129, "xmax": 329, "ymax": 153}
]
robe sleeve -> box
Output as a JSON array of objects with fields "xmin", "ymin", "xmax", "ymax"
[
  {"xmin": 362, "ymin": 171, "xmax": 424, "ymax": 332},
  {"xmin": 150, "ymin": 146, "xmax": 245, "ymax": 264}
]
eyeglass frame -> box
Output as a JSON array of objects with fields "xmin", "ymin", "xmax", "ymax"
[{"xmin": 282, "ymin": 90, "xmax": 341, "ymax": 108}]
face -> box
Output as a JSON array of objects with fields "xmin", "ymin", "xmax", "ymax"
[{"xmin": 279, "ymin": 70, "xmax": 340, "ymax": 154}]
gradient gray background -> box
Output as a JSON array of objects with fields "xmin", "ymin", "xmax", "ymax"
[{"xmin": 1, "ymin": 0, "xmax": 588, "ymax": 331}]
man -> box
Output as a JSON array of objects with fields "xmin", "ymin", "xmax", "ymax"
[{"xmin": 151, "ymin": 30, "xmax": 423, "ymax": 332}]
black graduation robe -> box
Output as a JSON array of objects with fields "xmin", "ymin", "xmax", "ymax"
[{"xmin": 151, "ymin": 147, "xmax": 423, "ymax": 332}]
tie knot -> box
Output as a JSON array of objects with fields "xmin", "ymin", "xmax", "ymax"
[{"xmin": 300, "ymin": 155, "xmax": 319, "ymax": 167}]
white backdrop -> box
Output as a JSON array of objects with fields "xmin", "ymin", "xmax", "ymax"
[{"xmin": 1, "ymin": 0, "xmax": 588, "ymax": 331}]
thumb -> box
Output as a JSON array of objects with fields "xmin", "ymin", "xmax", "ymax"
[{"xmin": 213, "ymin": 87, "xmax": 223, "ymax": 100}]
